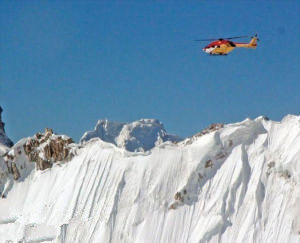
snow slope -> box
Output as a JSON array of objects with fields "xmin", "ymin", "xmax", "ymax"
[
  {"xmin": 80, "ymin": 119, "xmax": 181, "ymax": 152},
  {"xmin": 0, "ymin": 115, "xmax": 299, "ymax": 243}
]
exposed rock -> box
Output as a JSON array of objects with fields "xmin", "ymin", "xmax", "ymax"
[
  {"xmin": 169, "ymin": 189, "xmax": 190, "ymax": 210},
  {"xmin": 205, "ymin": 159, "xmax": 213, "ymax": 168},
  {"xmin": 267, "ymin": 161, "xmax": 275, "ymax": 169},
  {"xmin": 36, "ymin": 157, "xmax": 52, "ymax": 170},
  {"xmin": 23, "ymin": 128, "xmax": 75, "ymax": 170},
  {"xmin": 184, "ymin": 123, "xmax": 224, "ymax": 145},
  {"xmin": 279, "ymin": 170, "xmax": 291, "ymax": 179},
  {"xmin": 266, "ymin": 161, "xmax": 275, "ymax": 176},
  {"xmin": 2, "ymin": 128, "xmax": 76, "ymax": 181},
  {"xmin": 195, "ymin": 123, "xmax": 224, "ymax": 137},
  {"xmin": 11, "ymin": 162, "xmax": 20, "ymax": 180},
  {"xmin": 174, "ymin": 192, "xmax": 184, "ymax": 202},
  {"xmin": 3, "ymin": 152, "xmax": 18, "ymax": 180},
  {"xmin": 0, "ymin": 106, "xmax": 13, "ymax": 147}
]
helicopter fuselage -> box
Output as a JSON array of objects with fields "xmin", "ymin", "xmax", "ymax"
[{"xmin": 203, "ymin": 37, "xmax": 257, "ymax": 55}]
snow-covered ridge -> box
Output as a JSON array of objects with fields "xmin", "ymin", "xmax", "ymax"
[
  {"xmin": 0, "ymin": 115, "xmax": 299, "ymax": 242},
  {"xmin": 80, "ymin": 118, "xmax": 181, "ymax": 152}
]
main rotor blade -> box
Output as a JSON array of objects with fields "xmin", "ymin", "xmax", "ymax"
[
  {"xmin": 225, "ymin": 35, "xmax": 251, "ymax": 40},
  {"xmin": 194, "ymin": 38, "xmax": 217, "ymax": 42},
  {"xmin": 194, "ymin": 35, "xmax": 250, "ymax": 42}
]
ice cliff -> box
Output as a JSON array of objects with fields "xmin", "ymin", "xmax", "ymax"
[{"xmin": 0, "ymin": 115, "xmax": 299, "ymax": 243}]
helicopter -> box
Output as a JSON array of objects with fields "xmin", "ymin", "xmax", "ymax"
[{"xmin": 195, "ymin": 34, "xmax": 259, "ymax": 56}]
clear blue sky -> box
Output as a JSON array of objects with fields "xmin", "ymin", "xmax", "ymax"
[{"xmin": 1, "ymin": 1, "xmax": 299, "ymax": 142}]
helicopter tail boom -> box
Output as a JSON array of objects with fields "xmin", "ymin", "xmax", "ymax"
[{"xmin": 235, "ymin": 36, "xmax": 258, "ymax": 49}]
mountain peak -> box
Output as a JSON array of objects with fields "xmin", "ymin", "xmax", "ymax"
[{"xmin": 80, "ymin": 118, "xmax": 181, "ymax": 152}]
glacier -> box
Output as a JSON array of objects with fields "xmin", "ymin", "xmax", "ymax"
[{"xmin": 0, "ymin": 115, "xmax": 299, "ymax": 242}]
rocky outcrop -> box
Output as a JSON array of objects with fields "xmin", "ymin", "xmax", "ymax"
[
  {"xmin": 194, "ymin": 123, "xmax": 224, "ymax": 137},
  {"xmin": 2, "ymin": 153, "xmax": 21, "ymax": 180},
  {"xmin": 0, "ymin": 106, "xmax": 13, "ymax": 147},
  {"xmin": 2, "ymin": 128, "xmax": 76, "ymax": 181},
  {"xmin": 23, "ymin": 128, "xmax": 74, "ymax": 170},
  {"xmin": 183, "ymin": 123, "xmax": 224, "ymax": 145},
  {"xmin": 11, "ymin": 162, "xmax": 20, "ymax": 180}
]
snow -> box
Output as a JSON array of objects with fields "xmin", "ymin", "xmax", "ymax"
[
  {"xmin": 0, "ymin": 115, "xmax": 299, "ymax": 242},
  {"xmin": 80, "ymin": 118, "xmax": 181, "ymax": 152}
]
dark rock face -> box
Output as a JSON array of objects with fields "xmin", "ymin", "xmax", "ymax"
[{"xmin": 0, "ymin": 106, "xmax": 13, "ymax": 147}]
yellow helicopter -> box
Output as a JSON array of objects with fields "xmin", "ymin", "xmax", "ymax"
[{"xmin": 195, "ymin": 34, "xmax": 259, "ymax": 55}]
